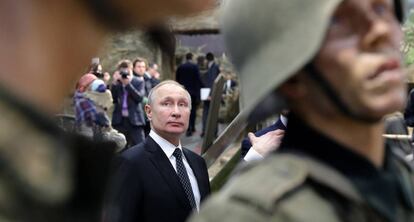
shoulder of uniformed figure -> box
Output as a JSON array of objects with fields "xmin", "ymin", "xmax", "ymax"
[
  {"xmin": 0, "ymin": 99, "xmax": 73, "ymax": 205},
  {"xmin": 190, "ymin": 154, "xmax": 363, "ymax": 222},
  {"xmin": 391, "ymin": 146, "xmax": 414, "ymax": 170}
]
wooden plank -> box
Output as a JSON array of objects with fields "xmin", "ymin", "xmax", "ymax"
[
  {"xmin": 209, "ymin": 148, "xmax": 241, "ymax": 192},
  {"xmin": 203, "ymin": 111, "xmax": 249, "ymax": 167},
  {"xmin": 201, "ymin": 74, "xmax": 226, "ymax": 154}
]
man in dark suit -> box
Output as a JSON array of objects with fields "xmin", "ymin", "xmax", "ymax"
[
  {"xmin": 133, "ymin": 58, "xmax": 153, "ymax": 96},
  {"xmin": 103, "ymin": 80, "xmax": 210, "ymax": 222},
  {"xmin": 148, "ymin": 62, "xmax": 161, "ymax": 87},
  {"xmin": 176, "ymin": 53, "xmax": 204, "ymax": 136},
  {"xmin": 133, "ymin": 58, "xmax": 154, "ymax": 137},
  {"xmin": 111, "ymin": 60, "xmax": 146, "ymax": 148}
]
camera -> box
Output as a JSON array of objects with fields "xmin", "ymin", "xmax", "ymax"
[
  {"xmin": 120, "ymin": 70, "xmax": 129, "ymax": 79},
  {"xmin": 93, "ymin": 70, "xmax": 103, "ymax": 78}
]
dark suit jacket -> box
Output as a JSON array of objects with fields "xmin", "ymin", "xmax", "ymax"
[
  {"xmin": 241, "ymin": 117, "xmax": 287, "ymax": 158},
  {"xmin": 176, "ymin": 61, "xmax": 203, "ymax": 99},
  {"xmin": 143, "ymin": 74, "xmax": 153, "ymax": 96},
  {"xmin": 223, "ymin": 79, "xmax": 238, "ymax": 95},
  {"xmin": 103, "ymin": 137, "xmax": 210, "ymax": 222},
  {"xmin": 404, "ymin": 88, "xmax": 414, "ymax": 127},
  {"xmin": 150, "ymin": 77, "xmax": 160, "ymax": 88},
  {"xmin": 203, "ymin": 62, "xmax": 220, "ymax": 89},
  {"xmin": 111, "ymin": 77, "xmax": 146, "ymax": 127}
]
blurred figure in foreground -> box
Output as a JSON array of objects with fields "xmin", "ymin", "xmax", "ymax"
[
  {"xmin": 0, "ymin": 0, "xmax": 214, "ymax": 220},
  {"xmin": 191, "ymin": 0, "xmax": 414, "ymax": 221}
]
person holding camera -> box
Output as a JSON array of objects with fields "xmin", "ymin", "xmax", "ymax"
[
  {"xmin": 89, "ymin": 63, "xmax": 104, "ymax": 78},
  {"xmin": 111, "ymin": 60, "xmax": 146, "ymax": 148}
]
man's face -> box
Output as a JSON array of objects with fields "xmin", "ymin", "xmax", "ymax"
[
  {"xmin": 134, "ymin": 61, "xmax": 146, "ymax": 76},
  {"xmin": 148, "ymin": 64, "xmax": 158, "ymax": 76},
  {"xmin": 145, "ymin": 84, "xmax": 190, "ymax": 138},
  {"xmin": 312, "ymin": 0, "xmax": 405, "ymax": 119}
]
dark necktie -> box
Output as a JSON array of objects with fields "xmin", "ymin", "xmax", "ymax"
[{"xmin": 173, "ymin": 148, "xmax": 197, "ymax": 209}]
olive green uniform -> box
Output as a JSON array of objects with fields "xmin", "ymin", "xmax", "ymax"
[
  {"xmin": 191, "ymin": 115, "xmax": 414, "ymax": 222},
  {"xmin": 193, "ymin": 0, "xmax": 411, "ymax": 221},
  {"xmin": 0, "ymin": 87, "xmax": 115, "ymax": 221}
]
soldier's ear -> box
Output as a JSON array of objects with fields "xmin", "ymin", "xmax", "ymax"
[
  {"xmin": 145, "ymin": 104, "xmax": 152, "ymax": 120},
  {"xmin": 279, "ymin": 73, "xmax": 306, "ymax": 99}
]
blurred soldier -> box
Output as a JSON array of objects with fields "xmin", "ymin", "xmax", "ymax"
[
  {"xmin": 0, "ymin": 0, "xmax": 214, "ymax": 221},
  {"xmin": 191, "ymin": 0, "xmax": 414, "ymax": 221}
]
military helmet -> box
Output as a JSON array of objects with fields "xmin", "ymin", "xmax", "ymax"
[{"xmin": 221, "ymin": 0, "xmax": 405, "ymax": 121}]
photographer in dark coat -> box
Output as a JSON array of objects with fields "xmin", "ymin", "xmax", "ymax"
[{"xmin": 112, "ymin": 60, "xmax": 146, "ymax": 148}]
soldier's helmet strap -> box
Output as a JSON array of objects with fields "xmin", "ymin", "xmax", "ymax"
[
  {"xmin": 305, "ymin": 63, "xmax": 381, "ymax": 123},
  {"xmin": 82, "ymin": 0, "xmax": 126, "ymax": 30}
]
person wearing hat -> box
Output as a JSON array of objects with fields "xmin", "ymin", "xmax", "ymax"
[
  {"xmin": 0, "ymin": 0, "xmax": 215, "ymax": 221},
  {"xmin": 74, "ymin": 73, "xmax": 101, "ymax": 136},
  {"xmin": 75, "ymin": 75, "xmax": 127, "ymax": 151},
  {"xmin": 191, "ymin": 0, "xmax": 414, "ymax": 221}
]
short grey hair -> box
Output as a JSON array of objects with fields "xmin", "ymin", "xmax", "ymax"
[{"xmin": 147, "ymin": 80, "xmax": 192, "ymax": 109}]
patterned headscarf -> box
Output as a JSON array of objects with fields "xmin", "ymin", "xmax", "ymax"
[{"xmin": 76, "ymin": 74, "xmax": 97, "ymax": 93}]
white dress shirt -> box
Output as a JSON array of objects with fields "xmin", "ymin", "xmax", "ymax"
[
  {"xmin": 208, "ymin": 61, "xmax": 214, "ymax": 69},
  {"xmin": 149, "ymin": 130, "xmax": 201, "ymax": 211},
  {"xmin": 244, "ymin": 147, "xmax": 263, "ymax": 162}
]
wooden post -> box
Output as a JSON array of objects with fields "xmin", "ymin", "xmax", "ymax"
[
  {"xmin": 209, "ymin": 148, "xmax": 241, "ymax": 192},
  {"xmin": 203, "ymin": 111, "xmax": 249, "ymax": 167},
  {"xmin": 201, "ymin": 74, "xmax": 226, "ymax": 154}
]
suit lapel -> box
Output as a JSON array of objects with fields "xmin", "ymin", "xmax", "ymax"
[
  {"xmin": 146, "ymin": 137, "xmax": 192, "ymax": 211},
  {"xmin": 183, "ymin": 149, "xmax": 209, "ymax": 200}
]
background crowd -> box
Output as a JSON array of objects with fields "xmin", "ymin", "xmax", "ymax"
[{"xmin": 72, "ymin": 52, "xmax": 239, "ymax": 152}]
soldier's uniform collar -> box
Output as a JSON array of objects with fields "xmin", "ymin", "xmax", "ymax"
[
  {"xmin": 0, "ymin": 85, "xmax": 115, "ymax": 221},
  {"xmin": 279, "ymin": 113, "xmax": 414, "ymax": 222}
]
